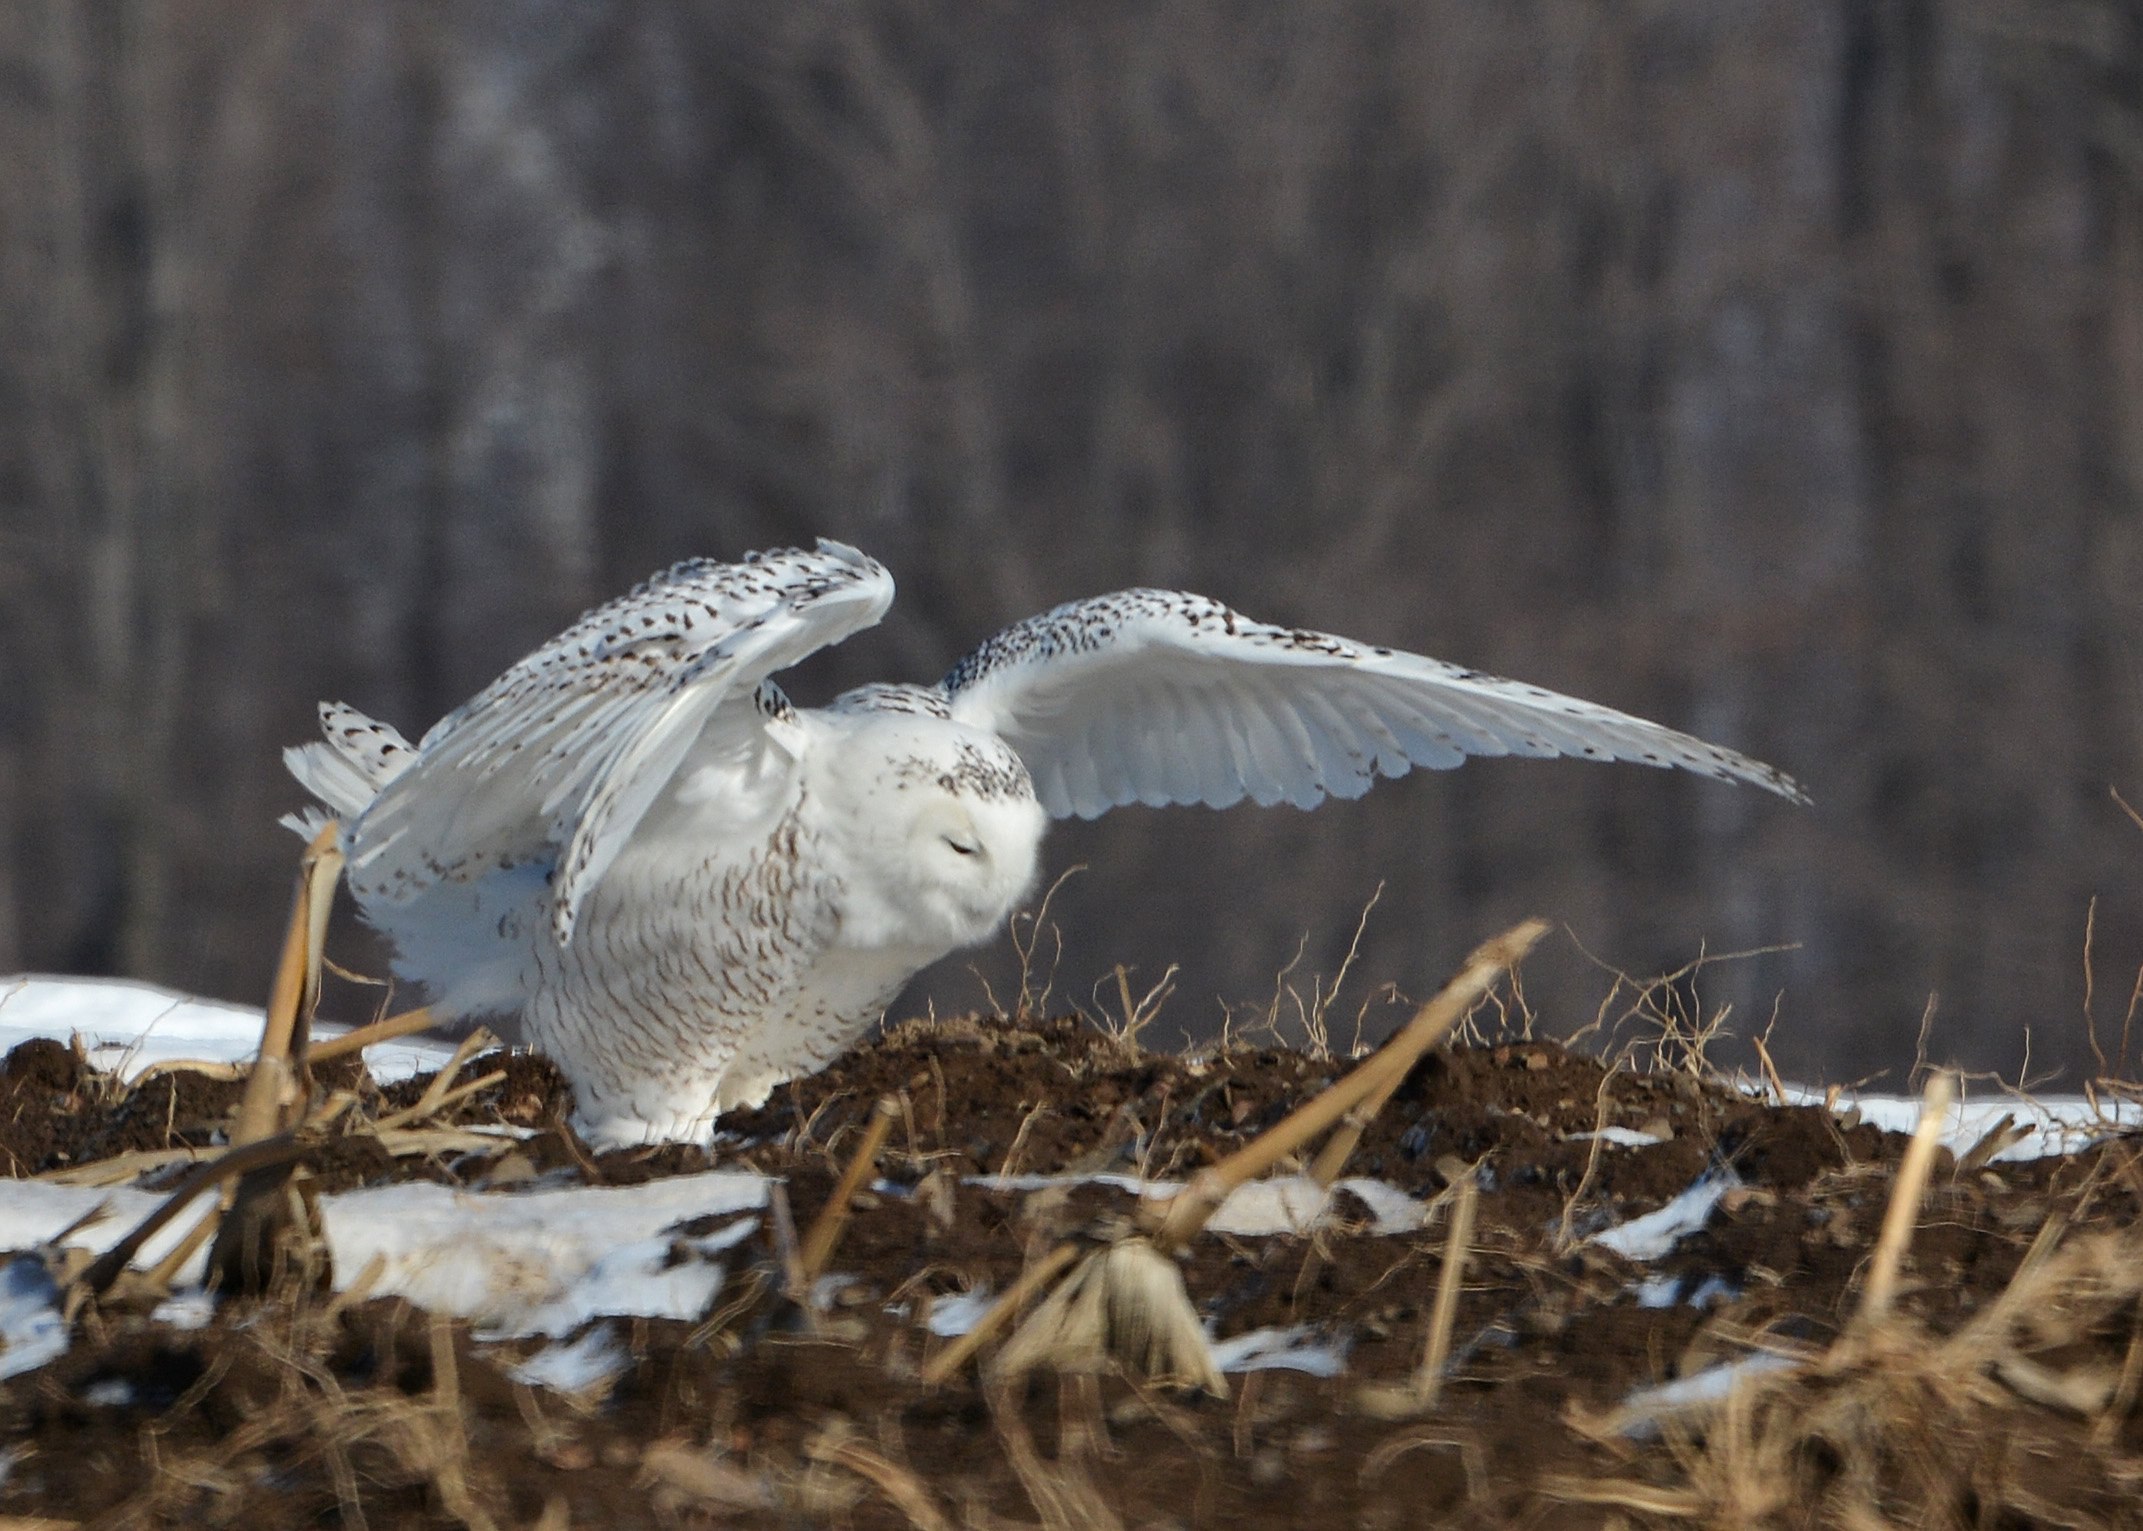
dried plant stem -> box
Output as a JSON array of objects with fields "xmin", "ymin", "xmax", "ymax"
[
  {"xmin": 232, "ymin": 820, "xmax": 343, "ymax": 1148},
  {"xmin": 1146, "ymin": 919, "xmax": 1546, "ymax": 1249},
  {"xmin": 767, "ymin": 1180, "xmax": 807, "ymax": 1302},
  {"xmin": 2085, "ymin": 895, "xmax": 2108, "ymax": 1077},
  {"xmin": 425, "ymin": 1311, "xmax": 500, "ymax": 1531},
  {"xmin": 371, "ymin": 1067, "xmax": 507, "ymax": 1134},
  {"xmin": 941, "ymin": 923, "xmax": 1539, "ymax": 1396},
  {"xmin": 309, "ymin": 1005, "xmax": 438, "ymax": 1063},
  {"xmin": 37, "ymin": 1146, "xmax": 217, "ymax": 1187},
  {"xmin": 1750, "ymin": 1029, "xmax": 1788, "ymax": 1106},
  {"xmin": 324, "ymin": 1253, "xmax": 388, "ymax": 1323},
  {"xmin": 986, "ymin": 1380, "xmax": 1127, "ymax": 1531},
  {"xmin": 41, "ymin": 1121, "xmax": 513, "ymax": 1188},
  {"xmin": 395, "ymin": 1028, "xmax": 500, "ymax": 1123},
  {"xmin": 799, "ymin": 1098, "xmax": 898, "ymax": 1286},
  {"xmin": 806, "ymin": 1430, "xmax": 954, "ymax": 1531},
  {"xmin": 366, "ymin": 1125, "xmax": 527, "ymax": 1157},
  {"xmin": 1308, "ymin": 1100, "xmax": 1381, "ymax": 1191},
  {"xmin": 2094, "ymin": 1290, "xmax": 2143, "ymax": 1446},
  {"xmin": 1854, "ymin": 1069, "xmax": 1956, "ymax": 1330},
  {"xmin": 128, "ymin": 1059, "xmax": 250, "ymax": 1085},
  {"xmin": 1414, "ymin": 1173, "xmax": 1479, "ymax": 1405},
  {"xmin": 138, "ymin": 1199, "xmax": 224, "ymax": 1290},
  {"xmin": 77, "ymin": 1129, "xmax": 316, "ymax": 1295},
  {"xmin": 213, "ymin": 822, "xmax": 345, "ymax": 1298},
  {"xmin": 920, "ymin": 1243, "xmax": 1080, "ymax": 1386}
]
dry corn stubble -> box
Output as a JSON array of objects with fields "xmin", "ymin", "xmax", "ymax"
[
  {"xmin": 1554, "ymin": 1074, "xmax": 2143, "ymax": 1527},
  {"xmin": 945, "ymin": 920, "xmax": 1545, "ymax": 1396},
  {"xmin": 9, "ymin": 1006, "xmax": 2141, "ymax": 1531},
  {"xmin": 10, "ymin": 832, "xmax": 2142, "ymax": 1531}
]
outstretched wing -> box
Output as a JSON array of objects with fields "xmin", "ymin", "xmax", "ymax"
[
  {"xmin": 940, "ymin": 589, "xmax": 1806, "ymax": 819},
  {"xmin": 346, "ymin": 540, "xmax": 893, "ymax": 942}
]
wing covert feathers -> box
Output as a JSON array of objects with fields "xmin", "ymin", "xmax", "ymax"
[
  {"xmin": 287, "ymin": 550, "xmax": 1799, "ymax": 961},
  {"xmin": 941, "ymin": 589, "xmax": 1806, "ymax": 819},
  {"xmin": 322, "ymin": 540, "xmax": 892, "ymax": 943}
]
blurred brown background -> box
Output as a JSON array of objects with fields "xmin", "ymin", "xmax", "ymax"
[{"xmin": 4, "ymin": 2, "xmax": 2142, "ymax": 1086}]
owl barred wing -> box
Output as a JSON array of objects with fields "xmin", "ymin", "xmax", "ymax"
[
  {"xmin": 346, "ymin": 540, "xmax": 894, "ymax": 942},
  {"xmin": 940, "ymin": 590, "xmax": 1807, "ymax": 819}
]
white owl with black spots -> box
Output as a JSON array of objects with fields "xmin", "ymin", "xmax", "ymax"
[{"xmin": 286, "ymin": 541, "xmax": 1803, "ymax": 1146}]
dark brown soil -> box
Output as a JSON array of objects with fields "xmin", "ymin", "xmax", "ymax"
[{"xmin": 0, "ymin": 1014, "xmax": 2138, "ymax": 1530}]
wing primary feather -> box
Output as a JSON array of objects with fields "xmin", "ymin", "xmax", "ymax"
[
  {"xmin": 1063, "ymin": 721, "xmax": 1110, "ymax": 819},
  {"xmin": 1037, "ymin": 754, "xmax": 1075, "ymax": 818},
  {"xmin": 1085, "ymin": 704, "xmax": 1135, "ymax": 810},
  {"xmin": 1109, "ymin": 698, "xmax": 1164, "ymax": 809},
  {"xmin": 1234, "ymin": 683, "xmax": 1316, "ymax": 808},
  {"xmin": 1149, "ymin": 679, "xmax": 1205, "ymax": 806},
  {"xmin": 1184, "ymin": 683, "xmax": 1251, "ymax": 808},
  {"xmin": 1256, "ymin": 687, "xmax": 1332, "ymax": 808},
  {"xmin": 1440, "ymin": 688, "xmax": 1603, "ymax": 759},
  {"xmin": 1128, "ymin": 678, "xmax": 1190, "ymax": 807},
  {"xmin": 1225, "ymin": 682, "xmax": 1290, "ymax": 807},
  {"xmin": 1376, "ymin": 683, "xmax": 1516, "ymax": 758},
  {"xmin": 1291, "ymin": 691, "xmax": 1378, "ymax": 798},
  {"xmin": 1377, "ymin": 697, "xmax": 1503, "ymax": 764},
  {"xmin": 1324, "ymin": 685, "xmax": 1429, "ymax": 775}
]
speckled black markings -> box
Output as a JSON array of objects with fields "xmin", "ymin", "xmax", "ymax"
[
  {"xmin": 831, "ymin": 683, "xmax": 953, "ymax": 719},
  {"xmin": 944, "ymin": 589, "xmax": 1299, "ymax": 692},
  {"xmin": 889, "ymin": 740, "xmax": 1032, "ymax": 802},
  {"xmin": 526, "ymin": 798, "xmax": 852, "ymax": 1127},
  {"xmin": 419, "ymin": 545, "xmax": 885, "ymax": 771},
  {"xmin": 327, "ymin": 710, "xmax": 413, "ymax": 767},
  {"xmin": 752, "ymin": 680, "xmax": 798, "ymax": 724},
  {"xmin": 939, "ymin": 585, "xmax": 1807, "ymax": 805}
]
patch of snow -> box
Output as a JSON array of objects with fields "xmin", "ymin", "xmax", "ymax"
[
  {"xmin": 1203, "ymin": 1174, "xmax": 1432, "ymax": 1236},
  {"xmin": 1198, "ymin": 1176, "xmax": 1329, "ymax": 1235},
  {"xmin": 967, "ymin": 1171, "xmax": 1430, "ymax": 1236},
  {"xmin": 1613, "ymin": 1354, "xmax": 1801, "ymax": 1438},
  {"xmin": 1209, "ymin": 1325, "xmax": 1349, "ymax": 1377},
  {"xmin": 151, "ymin": 1290, "xmax": 218, "ymax": 1331},
  {"xmin": 1328, "ymin": 1177, "xmax": 1435, "ymax": 1234},
  {"xmin": 1591, "ymin": 1170, "xmax": 1737, "ymax": 1262},
  {"xmin": 1567, "ymin": 1126, "xmax": 1669, "ymax": 1147},
  {"xmin": 315, "ymin": 1175, "xmax": 767, "ymax": 1338},
  {"xmin": 1634, "ymin": 1273, "xmax": 1740, "ymax": 1310},
  {"xmin": 0, "ymin": 1181, "xmax": 218, "ymax": 1284},
  {"xmin": 924, "ymin": 1287, "xmax": 996, "ymax": 1337},
  {"xmin": 507, "ymin": 1324, "xmax": 630, "ymax": 1393},
  {"xmin": 1778, "ymin": 1084, "xmax": 2142, "ymax": 1163},
  {"xmin": 0, "ymin": 1258, "xmax": 69, "ymax": 1381},
  {"xmin": 969, "ymin": 1171, "xmax": 1156, "ymax": 1195},
  {"xmin": 0, "ymin": 974, "xmax": 455, "ymax": 1085},
  {"xmin": 81, "ymin": 1378, "xmax": 134, "ymax": 1407},
  {"xmin": 810, "ymin": 1273, "xmax": 859, "ymax": 1311}
]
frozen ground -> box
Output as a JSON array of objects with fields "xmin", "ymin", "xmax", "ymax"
[{"xmin": 0, "ymin": 974, "xmax": 2136, "ymax": 1528}]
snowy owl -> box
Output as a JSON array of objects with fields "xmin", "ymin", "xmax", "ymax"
[{"xmin": 285, "ymin": 540, "xmax": 1803, "ymax": 1145}]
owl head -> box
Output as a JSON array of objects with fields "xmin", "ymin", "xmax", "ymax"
[{"xmin": 807, "ymin": 712, "xmax": 1047, "ymax": 954}]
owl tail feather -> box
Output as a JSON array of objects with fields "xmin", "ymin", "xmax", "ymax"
[{"xmin": 280, "ymin": 702, "xmax": 418, "ymax": 837}]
